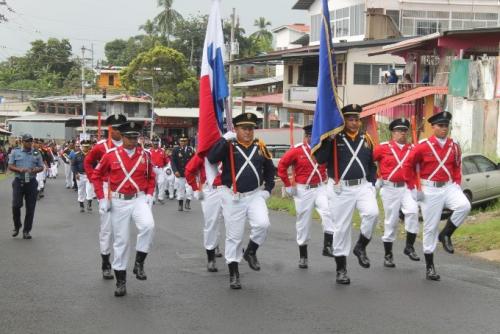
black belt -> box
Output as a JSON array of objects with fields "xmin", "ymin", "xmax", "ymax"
[{"xmin": 340, "ymin": 178, "xmax": 365, "ymax": 186}]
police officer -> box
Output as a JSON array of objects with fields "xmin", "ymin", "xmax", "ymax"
[
  {"xmin": 373, "ymin": 118, "xmax": 420, "ymax": 268},
  {"xmin": 207, "ymin": 112, "xmax": 275, "ymax": 289},
  {"xmin": 185, "ymin": 154, "xmax": 224, "ymax": 272},
  {"xmin": 8, "ymin": 134, "xmax": 44, "ymax": 239},
  {"xmin": 85, "ymin": 114, "xmax": 127, "ymax": 280},
  {"xmin": 72, "ymin": 140, "xmax": 95, "ymax": 212},
  {"xmin": 314, "ymin": 104, "xmax": 378, "ymax": 285},
  {"xmin": 93, "ymin": 121, "xmax": 155, "ymax": 297},
  {"xmin": 404, "ymin": 111, "xmax": 470, "ymax": 281},
  {"xmin": 171, "ymin": 134, "xmax": 195, "ymax": 211},
  {"xmin": 150, "ymin": 138, "xmax": 168, "ymax": 204},
  {"xmin": 277, "ymin": 124, "xmax": 334, "ymax": 269}
]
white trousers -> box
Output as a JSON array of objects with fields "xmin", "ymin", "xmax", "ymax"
[
  {"xmin": 110, "ymin": 193, "xmax": 155, "ymax": 270},
  {"xmin": 36, "ymin": 169, "xmax": 45, "ymax": 191},
  {"xmin": 77, "ymin": 173, "xmax": 95, "ymax": 202},
  {"xmin": 175, "ymin": 177, "xmax": 193, "ymax": 200},
  {"xmin": 327, "ymin": 180, "xmax": 379, "ymax": 257},
  {"xmin": 165, "ymin": 173, "xmax": 175, "ymax": 199},
  {"xmin": 200, "ymin": 187, "xmax": 223, "ymax": 250},
  {"xmin": 64, "ymin": 163, "xmax": 73, "ymax": 188},
  {"xmin": 99, "ymin": 182, "xmax": 113, "ymax": 255},
  {"xmin": 293, "ymin": 184, "xmax": 334, "ymax": 246},
  {"xmin": 220, "ymin": 187, "xmax": 270, "ymax": 263},
  {"xmin": 153, "ymin": 167, "xmax": 166, "ymax": 201},
  {"xmin": 420, "ymin": 183, "xmax": 471, "ymax": 254},
  {"xmin": 380, "ymin": 186, "xmax": 419, "ymax": 243},
  {"xmin": 50, "ymin": 161, "xmax": 58, "ymax": 178}
]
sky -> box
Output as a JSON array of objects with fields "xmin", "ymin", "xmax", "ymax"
[{"xmin": 0, "ymin": 0, "xmax": 306, "ymax": 62}]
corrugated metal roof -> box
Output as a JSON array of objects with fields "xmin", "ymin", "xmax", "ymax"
[
  {"xmin": 32, "ymin": 95, "xmax": 150, "ymax": 104},
  {"xmin": 292, "ymin": 0, "xmax": 315, "ymax": 10},
  {"xmin": 233, "ymin": 76, "xmax": 283, "ymax": 88}
]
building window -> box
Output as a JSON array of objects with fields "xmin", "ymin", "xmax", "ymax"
[
  {"xmin": 288, "ymin": 66, "xmax": 294, "ymax": 84},
  {"xmin": 108, "ymin": 75, "xmax": 114, "ymax": 86},
  {"xmin": 354, "ymin": 63, "xmax": 401, "ymax": 85},
  {"xmin": 310, "ymin": 14, "xmax": 321, "ymax": 42},
  {"xmin": 386, "ymin": 10, "xmax": 400, "ymax": 28},
  {"xmin": 329, "ymin": 4, "xmax": 365, "ymax": 39},
  {"xmin": 335, "ymin": 62, "xmax": 345, "ymax": 86},
  {"xmin": 401, "ymin": 10, "xmax": 498, "ymax": 36}
]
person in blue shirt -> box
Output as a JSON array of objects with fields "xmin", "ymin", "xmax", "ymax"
[{"xmin": 8, "ymin": 133, "xmax": 44, "ymax": 239}]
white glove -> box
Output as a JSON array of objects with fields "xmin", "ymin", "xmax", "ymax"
[
  {"xmin": 416, "ymin": 191, "xmax": 425, "ymax": 202},
  {"xmin": 223, "ymin": 131, "xmax": 237, "ymax": 141},
  {"xmin": 193, "ymin": 190, "xmax": 204, "ymax": 201},
  {"xmin": 285, "ymin": 186, "xmax": 297, "ymax": 197},
  {"xmin": 98, "ymin": 199, "xmax": 109, "ymax": 214},
  {"xmin": 375, "ymin": 179, "xmax": 383, "ymax": 191},
  {"xmin": 145, "ymin": 194, "xmax": 154, "ymax": 208},
  {"xmin": 260, "ymin": 190, "xmax": 271, "ymax": 201}
]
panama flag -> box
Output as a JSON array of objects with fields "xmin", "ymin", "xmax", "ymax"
[{"xmin": 198, "ymin": 0, "xmax": 229, "ymax": 185}]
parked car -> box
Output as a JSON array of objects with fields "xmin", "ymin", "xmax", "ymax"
[
  {"xmin": 267, "ymin": 144, "xmax": 290, "ymax": 168},
  {"xmin": 461, "ymin": 153, "xmax": 500, "ymax": 205}
]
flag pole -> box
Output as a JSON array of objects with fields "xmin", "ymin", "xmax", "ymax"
[
  {"xmin": 411, "ymin": 114, "xmax": 421, "ymax": 190},
  {"xmin": 290, "ymin": 115, "xmax": 296, "ymax": 186},
  {"xmin": 97, "ymin": 111, "xmax": 102, "ymax": 141}
]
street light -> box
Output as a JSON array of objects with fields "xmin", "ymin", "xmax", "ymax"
[{"xmin": 138, "ymin": 77, "xmax": 155, "ymax": 140}]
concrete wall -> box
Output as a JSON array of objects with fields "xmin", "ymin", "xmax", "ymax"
[{"xmin": 10, "ymin": 121, "xmax": 67, "ymax": 140}]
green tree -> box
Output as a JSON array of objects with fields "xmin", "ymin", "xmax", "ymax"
[
  {"xmin": 171, "ymin": 14, "xmax": 208, "ymax": 74},
  {"xmin": 222, "ymin": 20, "xmax": 255, "ymax": 58},
  {"xmin": 250, "ymin": 17, "xmax": 273, "ymax": 53},
  {"xmin": 154, "ymin": 0, "xmax": 182, "ymax": 46},
  {"xmin": 121, "ymin": 45, "xmax": 198, "ymax": 107}
]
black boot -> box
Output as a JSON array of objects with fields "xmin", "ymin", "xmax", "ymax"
[
  {"xmin": 133, "ymin": 251, "xmax": 148, "ymax": 280},
  {"xmin": 298, "ymin": 245, "xmax": 308, "ymax": 269},
  {"xmin": 243, "ymin": 240, "xmax": 261, "ymax": 271},
  {"xmin": 383, "ymin": 242, "xmax": 395, "ymax": 268},
  {"xmin": 79, "ymin": 201, "xmax": 85, "ymax": 213},
  {"xmin": 214, "ymin": 245, "xmax": 223, "ymax": 258},
  {"xmin": 335, "ymin": 256, "xmax": 350, "ymax": 285},
  {"xmin": 322, "ymin": 232, "xmax": 334, "ymax": 257},
  {"xmin": 114, "ymin": 270, "xmax": 127, "ymax": 297},
  {"xmin": 228, "ymin": 262, "xmax": 241, "ymax": 289},
  {"xmin": 178, "ymin": 200, "xmax": 184, "ymax": 211},
  {"xmin": 438, "ymin": 219, "xmax": 457, "ymax": 254},
  {"xmin": 87, "ymin": 200, "xmax": 92, "ymax": 212},
  {"xmin": 184, "ymin": 199, "xmax": 191, "ymax": 210},
  {"xmin": 101, "ymin": 254, "xmax": 114, "ymax": 280},
  {"xmin": 424, "ymin": 253, "xmax": 440, "ymax": 281},
  {"xmin": 404, "ymin": 232, "xmax": 420, "ymax": 261},
  {"xmin": 353, "ymin": 234, "xmax": 371, "ymax": 268},
  {"xmin": 206, "ymin": 249, "xmax": 218, "ymax": 272}
]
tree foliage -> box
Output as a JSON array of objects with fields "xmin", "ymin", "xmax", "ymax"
[
  {"xmin": 0, "ymin": 38, "xmax": 77, "ymax": 93},
  {"xmin": 120, "ymin": 45, "xmax": 198, "ymax": 107}
]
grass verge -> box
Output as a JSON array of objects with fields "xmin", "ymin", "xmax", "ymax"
[{"xmin": 268, "ymin": 193, "xmax": 500, "ymax": 254}]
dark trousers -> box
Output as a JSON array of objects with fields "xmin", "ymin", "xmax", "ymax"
[{"xmin": 12, "ymin": 178, "xmax": 38, "ymax": 232}]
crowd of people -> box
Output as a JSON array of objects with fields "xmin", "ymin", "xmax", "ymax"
[{"xmin": 6, "ymin": 106, "xmax": 470, "ymax": 296}]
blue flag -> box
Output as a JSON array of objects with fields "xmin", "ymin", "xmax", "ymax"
[{"xmin": 311, "ymin": 0, "xmax": 344, "ymax": 155}]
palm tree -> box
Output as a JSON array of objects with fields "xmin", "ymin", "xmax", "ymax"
[
  {"xmin": 139, "ymin": 19, "xmax": 157, "ymax": 37},
  {"xmin": 154, "ymin": 0, "xmax": 182, "ymax": 46},
  {"xmin": 251, "ymin": 17, "xmax": 272, "ymax": 41},
  {"xmin": 250, "ymin": 17, "xmax": 273, "ymax": 53}
]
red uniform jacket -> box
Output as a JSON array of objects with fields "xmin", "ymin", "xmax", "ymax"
[
  {"xmin": 373, "ymin": 140, "xmax": 415, "ymax": 188},
  {"xmin": 185, "ymin": 154, "xmax": 222, "ymax": 191},
  {"xmin": 92, "ymin": 146, "xmax": 155, "ymax": 199},
  {"xmin": 84, "ymin": 139, "xmax": 119, "ymax": 179},
  {"xmin": 404, "ymin": 136, "xmax": 461, "ymax": 186},
  {"xmin": 150, "ymin": 148, "xmax": 168, "ymax": 168},
  {"xmin": 277, "ymin": 142, "xmax": 327, "ymax": 187}
]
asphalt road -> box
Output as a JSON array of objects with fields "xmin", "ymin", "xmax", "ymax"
[{"xmin": 1, "ymin": 172, "xmax": 500, "ymax": 334}]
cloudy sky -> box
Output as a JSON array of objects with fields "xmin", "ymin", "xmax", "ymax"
[{"xmin": 0, "ymin": 0, "xmax": 306, "ymax": 62}]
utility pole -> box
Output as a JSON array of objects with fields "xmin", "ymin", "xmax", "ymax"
[
  {"xmin": 80, "ymin": 45, "xmax": 92, "ymax": 138},
  {"xmin": 81, "ymin": 46, "xmax": 87, "ymax": 138}
]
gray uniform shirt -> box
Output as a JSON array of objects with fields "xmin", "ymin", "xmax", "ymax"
[{"xmin": 8, "ymin": 148, "xmax": 44, "ymax": 179}]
